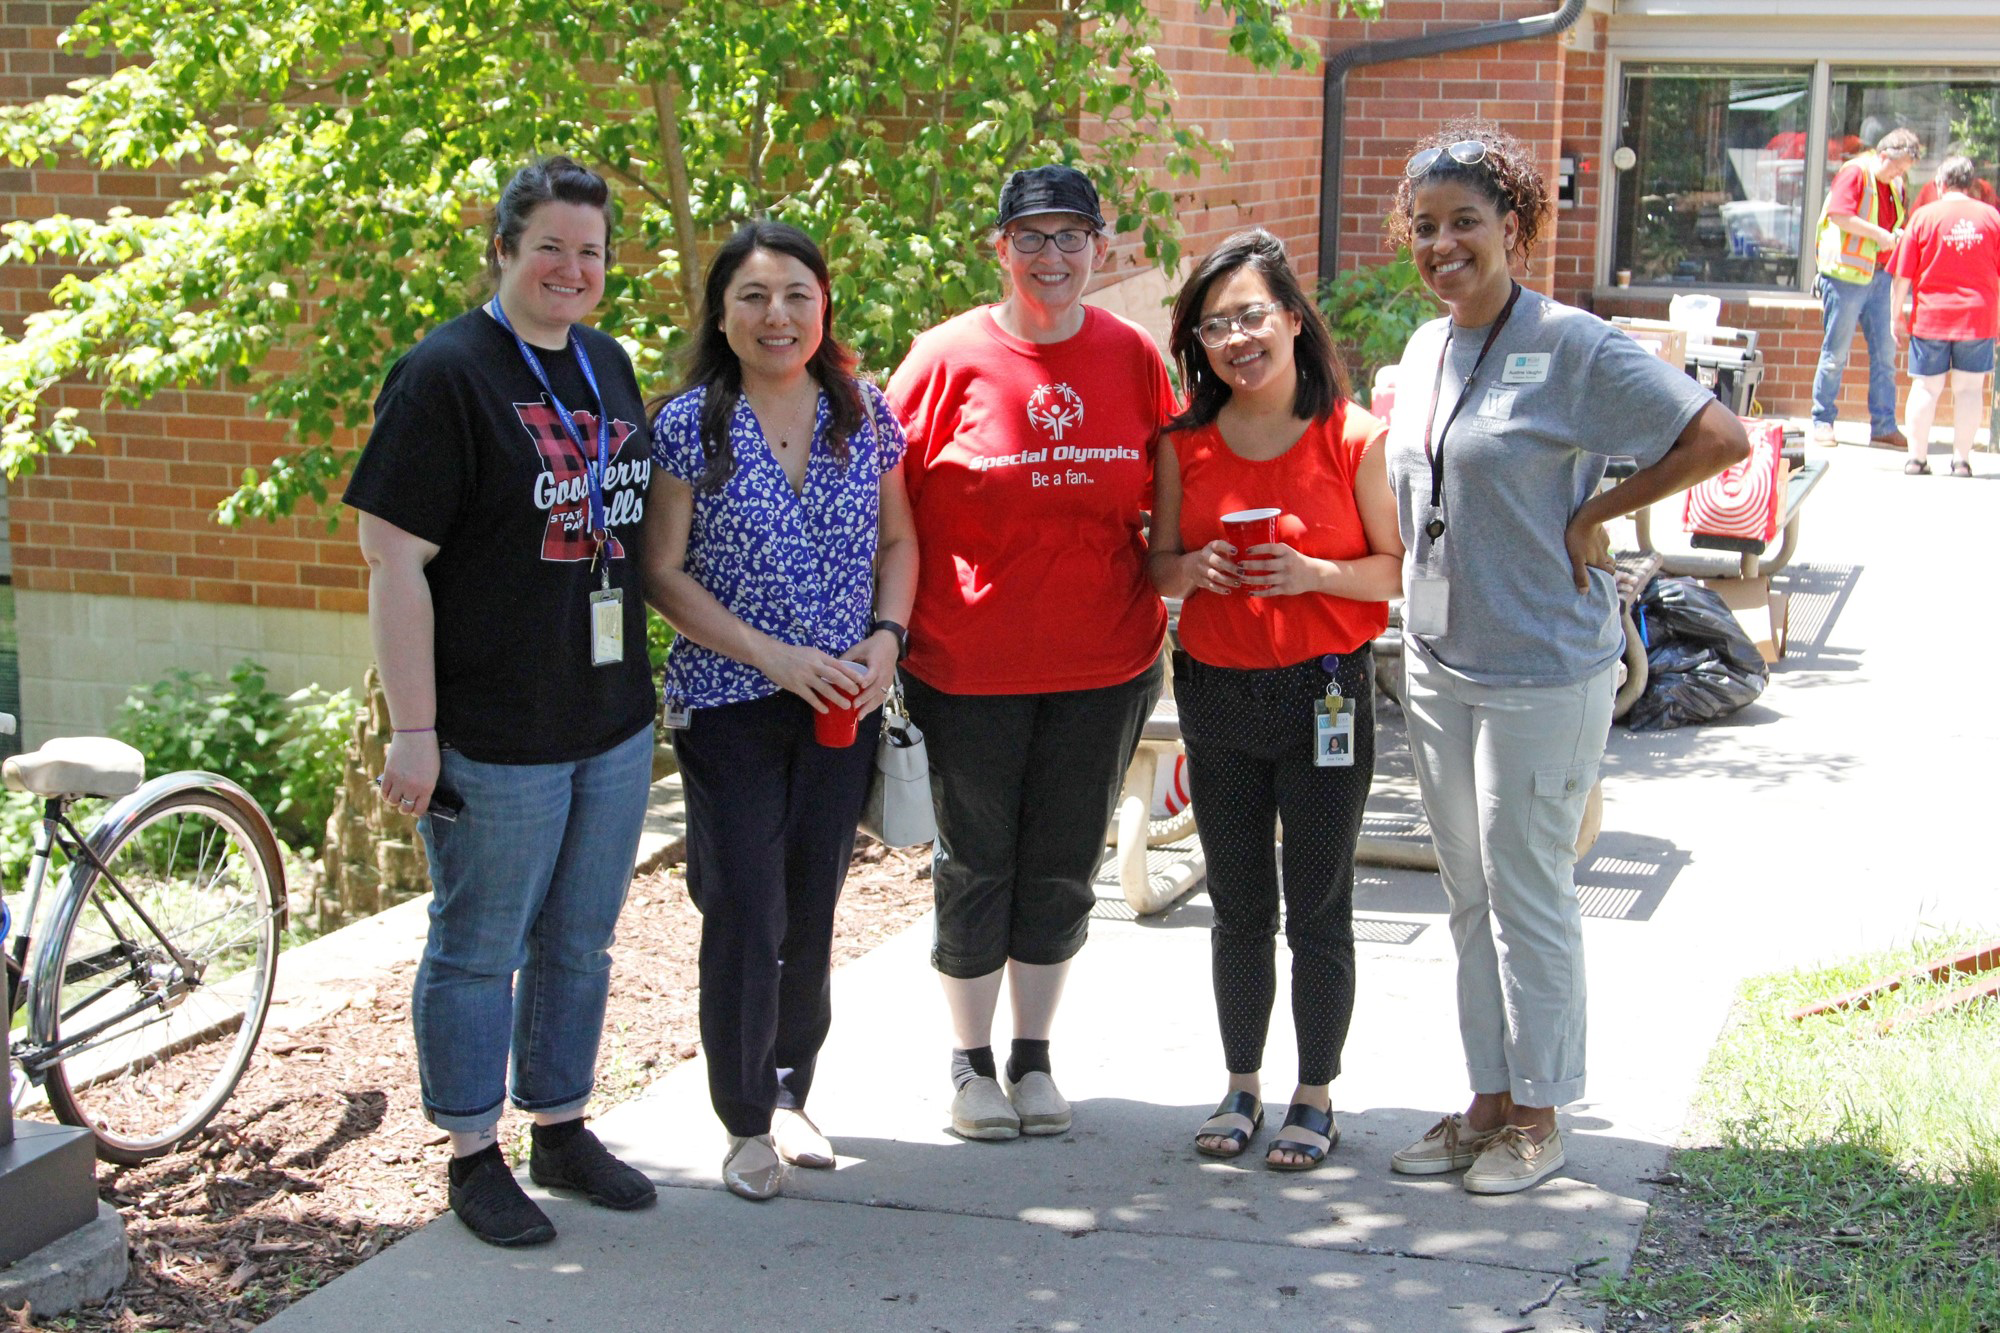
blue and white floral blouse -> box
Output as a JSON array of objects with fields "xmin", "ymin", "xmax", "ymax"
[{"xmin": 651, "ymin": 379, "xmax": 907, "ymax": 710}]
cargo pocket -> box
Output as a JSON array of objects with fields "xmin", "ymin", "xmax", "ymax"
[{"xmin": 1531, "ymin": 761, "xmax": 1598, "ymax": 852}]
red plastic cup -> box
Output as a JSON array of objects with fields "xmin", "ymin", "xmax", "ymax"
[
  {"xmin": 813, "ymin": 666, "xmax": 867, "ymax": 748},
  {"xmin": 1220, "ymin": 507, "xmax": 1281, "ymax": 558}
]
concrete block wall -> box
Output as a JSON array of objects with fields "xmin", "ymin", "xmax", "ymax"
[{"xmin": 15, "ymin": 589, "xmax": 372, "ymax": 746}]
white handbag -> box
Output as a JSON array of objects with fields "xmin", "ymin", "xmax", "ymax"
[{"xmin": 860, "ymin": 686, "xmax": 936, "ymax": 847}]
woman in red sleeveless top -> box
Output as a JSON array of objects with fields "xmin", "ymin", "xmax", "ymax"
[{"xmin": 1149, "ymin": 229, "xmax": 1403, "ymax": 1171}]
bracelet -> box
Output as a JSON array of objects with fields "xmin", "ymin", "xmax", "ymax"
[{"xmin": 393, "ymin": 726, "xmax": 436, "ymax": 734}]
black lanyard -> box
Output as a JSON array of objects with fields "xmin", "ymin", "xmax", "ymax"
[{"xmin": 1421, "ymin": 281, "xmax": 1523, "ymax": 540}]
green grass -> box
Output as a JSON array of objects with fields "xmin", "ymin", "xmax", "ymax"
[{"xmin": 1597, "ymin": 931, "xmax": 2000, "ymax": 1332}]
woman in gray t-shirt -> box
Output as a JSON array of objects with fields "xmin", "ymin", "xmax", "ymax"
[{"xmin": 1379, "ymin": 120, "xmax": 1748, "ymax": 1195}]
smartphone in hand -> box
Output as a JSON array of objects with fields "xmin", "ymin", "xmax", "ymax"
[{"xmin": 427, "ymin": 785, "xmax": 465, "ymax": 823}]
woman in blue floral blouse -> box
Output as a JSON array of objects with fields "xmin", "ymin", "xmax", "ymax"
[{"xmin": 642, "ymin": 221, "xmax": 919, "ymax": 1201}]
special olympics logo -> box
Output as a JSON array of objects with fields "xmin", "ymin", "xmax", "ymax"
[{"xmin": 1026, "ymin": 382, "xmax": 1085, "ymax": 441}]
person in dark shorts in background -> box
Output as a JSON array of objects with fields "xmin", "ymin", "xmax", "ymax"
[{"xmin": 1891, "ymin": 154, "xmax": 2000, "ymax": 477}]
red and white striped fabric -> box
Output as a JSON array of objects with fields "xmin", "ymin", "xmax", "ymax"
[{"xmin": 1683, "ymin": 419, "xmax": 1783, "ymax": 543}]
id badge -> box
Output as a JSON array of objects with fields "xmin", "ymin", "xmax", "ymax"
[
  {"xmin": 663, "ymin": 698, "xmax": 691, "ymax": 730},
  {"xmin": 589, "ymin": 587, "xmax": 624, "ymax": 665},
  {"xmin": 1406, "ymin": 575, "xmax": 1450, "ymax": 637},
  {"xmin": 1313, "ymin": 695, "xmax": 1356, "ymax": 768}
]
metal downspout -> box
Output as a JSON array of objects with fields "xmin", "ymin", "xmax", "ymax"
[{"xmin": 1316, "ymin": 0, "xmax": 1588, "ymax": 289}]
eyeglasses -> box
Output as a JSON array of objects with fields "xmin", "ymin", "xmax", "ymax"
[
  {"xmin": 1007, "ymin": 227, "xmax": 1095, "ymax": 254},
  {"xmin": 1405, "ymin": 139, "xmax": 1490, "ymax": 179},
  {"xmin": 1195, "ymin": 302, "xmax": 1281, "ymax": 349}
]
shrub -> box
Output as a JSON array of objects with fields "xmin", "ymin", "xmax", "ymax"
[
  {"xmin": 1317, "ymin": 250, "xmax": 1441, "ymax": 408},
  {"xmin": 114, "ymin": 660, "xmax": 358, "ymax": 854}
]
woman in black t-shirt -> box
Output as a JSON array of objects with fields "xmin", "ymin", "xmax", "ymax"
[{"xmin": 345, "ymin": 156, "xmax": 657, "ymax": 1248}]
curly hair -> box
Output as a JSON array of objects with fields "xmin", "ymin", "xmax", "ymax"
[{"xmin": 1385, "ymin": 118, "xmax": 1551, "ymax": 262}]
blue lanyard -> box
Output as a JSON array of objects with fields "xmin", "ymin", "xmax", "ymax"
[{"xmin": 488, "ymin": 299, "xmax": 610, "ymax": 544}]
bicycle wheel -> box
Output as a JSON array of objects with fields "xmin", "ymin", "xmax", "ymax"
[{"xmin": 41, "ymin": 786, "xmax": 283, "ymax": 1163}]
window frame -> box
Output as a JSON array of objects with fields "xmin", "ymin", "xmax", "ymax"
[{"xmin": 1598, "ymin": 40, "xmax": 2000, "ymax": 296}]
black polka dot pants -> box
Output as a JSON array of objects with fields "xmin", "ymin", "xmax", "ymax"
[{"xmin": 1174, "ymin": 650, "xmax": 1374, "ymax": 1087}]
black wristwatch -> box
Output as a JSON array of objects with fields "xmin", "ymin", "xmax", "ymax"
[{"xmin": 871, "ymin": 618, "xmax": 910, "ymax": 661}]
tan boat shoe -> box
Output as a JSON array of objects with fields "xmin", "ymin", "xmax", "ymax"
[
  {"xmin": 1463, "ymin": 1125, "xmax": 1567, "ymax": 1195},
  {"xmin": 1389, "ymin": 1112, "xmax": 1504, "ymax": 1175}
]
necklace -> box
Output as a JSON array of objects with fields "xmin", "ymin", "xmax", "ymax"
[{"xmin": 747, "ymin": 384, "xmax": 818, "ymax": 453}]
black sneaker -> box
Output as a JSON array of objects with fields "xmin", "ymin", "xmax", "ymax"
[
  {"xmin": 448, "ymin": 1146, "xmax": 557, "ymax": 1247},
  {"xmin": 529, "ymin": 1123, "xmax": 657, "ymax": 1210}
]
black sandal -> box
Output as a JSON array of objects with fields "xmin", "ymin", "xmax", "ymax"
[
  {"xmin": 1193, "ymin": 1091, "xmax": 1264, "ymax": 1159},
  {"xmin": 1266, "ymin": 1102, "xmax": 1338, "ymax": 1172},
  {"xmin": 1905, "ymin": 459, "xmax": 1931, "ymax": 475},
  {"xmin": 1953, "ymin": 460, "xmax": 1974, "ymax": 478}
]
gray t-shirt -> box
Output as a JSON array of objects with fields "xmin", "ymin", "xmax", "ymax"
[{"xmin": 1386, "ymin": 288, "xmax": 1713, "ymax": 687}]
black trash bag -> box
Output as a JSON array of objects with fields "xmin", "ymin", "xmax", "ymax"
[
  {"xmin": 1642, "ymin": 576, "xmax": 1769, "ymax": 677},
  {"xmin": 1624, "ymin": 577, "xmax": 1769, "ymax": 731}
]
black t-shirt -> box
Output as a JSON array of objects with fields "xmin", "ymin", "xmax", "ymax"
[{"xmin": 344, "ymin": 308, "xmax": 656, "ymax": 763}]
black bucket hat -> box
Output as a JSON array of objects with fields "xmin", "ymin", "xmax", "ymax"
[{"xmin": 997, "ymin": 164, "xmax": 1107, "ymax": 230}]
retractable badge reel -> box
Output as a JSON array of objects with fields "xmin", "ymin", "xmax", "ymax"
[{"xmin": 1313, "ymin": 660, "xmax": 1355, "ymax": 768}]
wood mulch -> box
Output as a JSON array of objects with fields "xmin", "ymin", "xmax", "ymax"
[{"xmin": 10, "ymin": 842, "xmax": 933, "ymax": 1331}]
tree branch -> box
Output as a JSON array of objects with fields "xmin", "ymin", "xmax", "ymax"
[{"xmin": 650, "ymin": 75, "xmax": 702, "ymax": 316}]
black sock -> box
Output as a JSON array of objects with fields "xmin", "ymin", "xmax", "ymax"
[
  {"xmin": 531, "ymin": 1118, "xmax": 586, "ymax": 1149},
  {"xmin": 449, "ymin": 1142, "xmax": 502, "ymax": 1185},
  {"xmin": 950, "ymin": 1046, "xmax": 997, "ymax": 1090},
  {"xmin": 1006, "ymin": 1039, "xmax": 1051, "ymax": 1085}
]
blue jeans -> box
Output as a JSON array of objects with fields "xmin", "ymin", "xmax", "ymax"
[
  {"xmin": 412, "ymin": 724, "xmax": 654, "ymax": 1132},
  {"xmin": 1812, "ymin": 267, "xmax": 1898, "ymax": 434}
]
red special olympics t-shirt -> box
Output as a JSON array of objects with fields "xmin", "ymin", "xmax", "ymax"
[
  {"xmin": 1173, "ymin": 401, "xmax": 1390, "ymax": 670},
  {"xmin": 886, "ymin": 305, "xmax": 1175, "ymax": 695},
  {"xmin": 1892, "ymin": 192, "xmax": 2000, "ymax": 340}
]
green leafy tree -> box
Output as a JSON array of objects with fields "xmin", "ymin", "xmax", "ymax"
[{"xmin": 0, "ymin": 0, "xmax": 1379, "ymax": 523}]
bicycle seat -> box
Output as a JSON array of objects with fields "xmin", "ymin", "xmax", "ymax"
[{"xmin": 3, "ymin": 737, "xmax": 146, "ymax": 799}]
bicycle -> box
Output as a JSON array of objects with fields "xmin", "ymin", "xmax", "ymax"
[{"xmin": 3, "ymin": 712, "xmax": 286, "ymax": 1164}]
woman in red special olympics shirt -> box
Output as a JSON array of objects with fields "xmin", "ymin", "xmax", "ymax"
[
  {"xmin": 886, "ymin": 164, "xmax": 1174, "ymax": 1143},
  {"xmin": 1149, "ymin": 229, "xmax": 1402, "ymax": 1171}
]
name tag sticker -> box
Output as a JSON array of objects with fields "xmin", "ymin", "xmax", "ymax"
[
  {"xmin": 1501, "ymin": 352, "xmax": 1551, "ymax": 384},
  {"xmin": 1476, "ymin": 388, "xmax": 1518, "ymax": 421}
]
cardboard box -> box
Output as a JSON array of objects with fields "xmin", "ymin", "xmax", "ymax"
[
  {"xmin": 1700, "ymin": 577, "xmax": 1788, "ymax": 664},
  {"xmin": 1610, "ymin": 317, "xmax": 1688, "ymax": 368}
]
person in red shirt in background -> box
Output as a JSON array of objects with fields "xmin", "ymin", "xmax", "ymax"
[
  {"xmin": 1911, "ymin": 169, "xmax": 2000, "ymax": 212},
  {"xmin": 1892, "ymin": 154, "xmax": 2000, "ymax": 478},
  {"xmin": 886, "ymin": 165, "xmax": 1173, "ymax": 1144},
  {"xmin": 1149, "ymin": 229, "xmax": 1402, "ymax": 1172}
]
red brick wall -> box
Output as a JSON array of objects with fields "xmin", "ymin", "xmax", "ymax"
[
  {"xmin": 1329, "ymin": 2, "xmax": 1571, "ymax": 297},
  {"xmin": 1114, "ymin": 3, "xmax": 1349, "ymax": 287},
  {"xmin": 2, "ymin": 4, "xmax": 368, "ymax": 613}
]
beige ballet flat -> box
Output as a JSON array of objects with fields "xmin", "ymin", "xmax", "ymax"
[{"xmin": 722, "ymin": 1134, "xmax": 783, "ymax": 1201}]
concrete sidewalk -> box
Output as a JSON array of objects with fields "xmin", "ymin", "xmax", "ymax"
[{"xmin": 264, "ymin": 436, "xmax": 1995, "ymax": 1332}]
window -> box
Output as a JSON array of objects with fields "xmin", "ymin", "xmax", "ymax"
[
  {"xmin": 1613, "ymin": 65, "xmax": 1813, "ymax": 290},
  {"xmin": 1613, "ymin": 63, "xmax": 2000, "ymax": 291},
  {"xmin": 1827, "ymin": 68, "xmax": 2000, "ymax": 209}
]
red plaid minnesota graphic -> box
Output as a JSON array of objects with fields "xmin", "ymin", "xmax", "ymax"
[{"xmin": 514, "ymin": 400, "xmax": 637, "ymax": 562}]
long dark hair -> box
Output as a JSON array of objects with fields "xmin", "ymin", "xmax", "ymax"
[
  {"xmin": 486, "ymin": 155, "xmax": 611, "ymax": 281},
  {"xmin": 659, "ymin": 221, "xmax": 863, "ymax": 493},
  {"xmin": 1166, "ymin": 228, "xmax": 1349, "ymax": 434}
]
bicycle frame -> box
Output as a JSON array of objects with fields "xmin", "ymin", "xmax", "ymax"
[{"xmin": 10, "ymin": 771, "xmax": 286, "ymax": 1086}]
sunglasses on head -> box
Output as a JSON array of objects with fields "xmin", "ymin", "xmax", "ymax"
[{"xmin": 1405, "ymin": 140, "xmax": 1490, "ymax": 179}]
